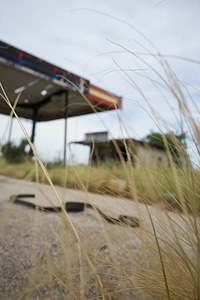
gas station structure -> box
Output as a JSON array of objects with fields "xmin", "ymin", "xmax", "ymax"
[{"xmin": 0, "ymin": 40, "xmax": 122, "ymax": 163}]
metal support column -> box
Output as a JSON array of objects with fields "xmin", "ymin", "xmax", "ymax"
[
  {"xmin": 63, "ymin": 91, "xmax": 68, "ymax": 165},
  {"xmin": 29, "ymin": 108, "xmax": 38, "ymax": 154},
  {"xmin": 7, "ymin": 116, "xmax": 14, "ymax": 144}
]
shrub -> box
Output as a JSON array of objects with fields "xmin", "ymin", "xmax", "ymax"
[{"xmin": 1, "ymin": 138, "xmax": 29, "ymax": 163}]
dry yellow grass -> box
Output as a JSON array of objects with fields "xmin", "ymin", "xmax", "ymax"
[{"xmin": 0, "ymin": 35, "xmax": 200, "ymax": 299}]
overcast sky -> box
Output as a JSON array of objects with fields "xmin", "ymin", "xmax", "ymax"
[{"xmin": 1, "ymin": 0, "xmax": 200, "ymax": 165}]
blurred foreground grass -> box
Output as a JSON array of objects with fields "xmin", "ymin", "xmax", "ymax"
[
  {"xmin": 0, "ymin": 152, "xmax": 200, "ymax": 299},
  {"xmin": 0, "ymin": 18, "xmax": 200, "ymax": 298}
]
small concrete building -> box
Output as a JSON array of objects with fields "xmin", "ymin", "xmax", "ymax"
[{"xmin": 71, "ymin": 132, "xmax": 170, "ymax": 168}]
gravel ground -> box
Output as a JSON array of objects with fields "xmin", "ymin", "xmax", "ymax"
[{"xmin": 0, "ymin": 175, "xmax": 198, "ymax": 299}]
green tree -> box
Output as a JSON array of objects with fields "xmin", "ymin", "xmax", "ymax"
[
  {"xmin": 1, "ymin": 138, "xmax": 29, "ymax": 163},
  {"xmin": 143, "ymin": 131, "xmax": 187, "ymax": 165}
]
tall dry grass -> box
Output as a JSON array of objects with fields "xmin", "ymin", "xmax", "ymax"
[{"xmin": 0, "ymin": 33, "xmax": 200, "ymax": 300}]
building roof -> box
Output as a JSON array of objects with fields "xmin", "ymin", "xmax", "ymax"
[{"xmin": 70, "ymin": 137, "xmax": 165, "ymax": 150}]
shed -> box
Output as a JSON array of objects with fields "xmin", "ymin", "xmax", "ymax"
[{"xmin": 71, "ymin": 133, "xmax": 170, "ymax": 167}]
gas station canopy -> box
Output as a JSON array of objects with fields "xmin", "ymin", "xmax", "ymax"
[{"xmin": 0, "ymin": 40, "xmax": 121, "ymax": 122}]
